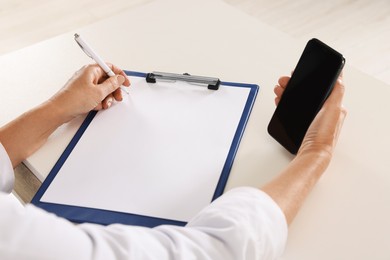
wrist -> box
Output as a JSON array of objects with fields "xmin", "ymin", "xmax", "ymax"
[
  {"xmin": 295, "ymin": 148, "xmax": 332, "ymax": 174},
  {"xmin": 298, "ymin": 139, "xmax": 334, "ymax": 161},
  {"xmin": 45, "ymin": 97, "xmax": 75, "ymax": 125},
  {"xmin": 48, "ymin": 88, "xmax": 86, "ymax": 124}
]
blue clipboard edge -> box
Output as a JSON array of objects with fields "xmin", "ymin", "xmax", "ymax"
[{"xmin": 31, "ymin": 70, "xmax": 259, "ymax": 228}]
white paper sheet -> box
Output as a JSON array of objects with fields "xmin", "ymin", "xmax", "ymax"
[{"xmin": 41, "ymin": 76, "xmax": 251, "ymax": 222}]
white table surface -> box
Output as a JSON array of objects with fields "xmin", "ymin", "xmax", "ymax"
[{"xmin": 1, "ymin": 0, "xmax": 389, "ymax": 259}]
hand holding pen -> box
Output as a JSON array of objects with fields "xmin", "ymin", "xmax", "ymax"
[
  {"xmin": 50, "ymin": 63, "xmax": 131, "ymax": 127},
  {"xmin": 45, "ymin": 34, "xmax": 131, "ymax": 123},
  {"xmin": 74, "ymin": 33, "xmax": 130, "ymax": 95}
]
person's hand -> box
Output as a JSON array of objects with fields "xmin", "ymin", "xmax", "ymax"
[
  {"xmin": 50, "ymin": 63, "xmax": 131, "ymax": 123},
  {"xmin": 273, "ymin": 75, "xmax": 290, "ymax": 106},
  {"xmin": 274, "ymin": 73, "xmax": 347, "ymax": 161}
]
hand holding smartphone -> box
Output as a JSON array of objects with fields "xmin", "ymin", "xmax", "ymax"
[{"xmin": 267, "ymin": 38, "xmax": 345, "ymax": 154}]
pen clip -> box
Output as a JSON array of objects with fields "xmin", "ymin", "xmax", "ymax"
[
  {"xmin": 146, "ymin": 71, "xmax": 220, "ymax": 90},
  {"xmin": 74, "ymin": 33, "xmax": 93, "ymax": 59}
]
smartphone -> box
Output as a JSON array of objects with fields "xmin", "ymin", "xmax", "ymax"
[{"xmin": 267, "ymin": 38, "xmax": 345, "ymax": 154}]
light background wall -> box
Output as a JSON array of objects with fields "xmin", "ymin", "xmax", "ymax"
[{"xmin": 1, "ymin": 0, "xmax": 389, "ymax": 83}]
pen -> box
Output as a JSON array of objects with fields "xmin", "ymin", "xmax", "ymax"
[{"xmin": 74, "ymin": 33, "xmax": 129, "ymax": 94}]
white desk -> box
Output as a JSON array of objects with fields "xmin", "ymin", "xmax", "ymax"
[{"xmin": 1, "ymin": 0, "xmax": 389, "ymax": 259}]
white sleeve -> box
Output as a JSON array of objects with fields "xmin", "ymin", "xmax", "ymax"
[
  {"xmin": 0, "ymin": 142, "xmax": 14, "ymax": 193},
  {"xmin": 0, "ymin": 187, "xmax": 287, "ymax": 260}
]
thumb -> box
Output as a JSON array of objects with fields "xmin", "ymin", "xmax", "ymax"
[{"xmin": 98, "ymin": 75, "xmax": 126, "ymax": 98}]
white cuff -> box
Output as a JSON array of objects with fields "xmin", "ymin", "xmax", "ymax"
[{"xmin": 0, "ymin": 142, "xmax": 14, "ymax": 193}]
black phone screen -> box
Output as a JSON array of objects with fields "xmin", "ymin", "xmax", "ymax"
[{"xmin": 267, "ymin": 38, "xmax": 345, "ymax": 154}]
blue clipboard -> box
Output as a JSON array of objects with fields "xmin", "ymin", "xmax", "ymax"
[{"xmin": 32, "ymin": 70, "xmax": 259, "ymax": 228}]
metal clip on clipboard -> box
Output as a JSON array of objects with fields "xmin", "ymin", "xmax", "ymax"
[{"xmin": 146, "ymin": 71, "xmax": 221, "ymax": 90}]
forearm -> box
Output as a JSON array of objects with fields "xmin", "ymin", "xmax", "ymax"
[
  {"xmin": 261, "ymin": 151, "xmax": 331, "ymax": 225},
  {"xmin": 0, "ymin": 100, "xmax": 68, "ymax": 167},
  {"xmin": 0, "ymin": 64, "xmax": 128, "ymax": 168},
  {"xmin": 0, "ymin": 187, "xmax": 287, "ymax": 260}
]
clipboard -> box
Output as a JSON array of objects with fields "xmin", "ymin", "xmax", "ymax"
[{"xmin": 32, "ymin": 70, "xmax": 259, "ymax": 227}]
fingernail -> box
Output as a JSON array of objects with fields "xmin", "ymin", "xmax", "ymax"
[
  {"xmin": 107, "ymin": 97, "xmax": 113, "ymax": 108},
  {"xmin": 117, "ymin": 75, "xmax": 125, "ymax": 85}
]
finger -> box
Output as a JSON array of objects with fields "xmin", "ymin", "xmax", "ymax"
[
  {"xmin": 98, "ymin": 75, "xmax": 126, "ymax": 99},
  {"xmin": 338, "ymin": 70, "xmax": 344, "ymax": 80},
  {"xmin": 275, "ymin": 97, "xmax": 281, "ymax": 106},
  {"xmin": 335, "ymin": 107, "xmax": 347, "ymax": 142},
  {"xmin": 83, "ymin": 64, "xmax": 108, "ymax": 84},
  {"xmin": 278, "ymin": 76, "xmax": 290, "ymax": 89},
  {"xmin": 274, "ymin": 84, "xmax": 285, "ymax": 98},
  {"xmin": 324, "ymin": 77, "xmax": 345, "ymax": 108},
  {"xmin": 102, "ymin": 94, "xmax": 114, "ymax": 109},
  {"xmin": 107, "ymin": 63, "xmax": 131, "ymax": 87},
  {"xmin": 113, "ymin": 87, "xmax": 123, "ymax": 101},
  {"xmin": 84, "ymin": 63, "xmax": 131, "ymax": 87}
]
